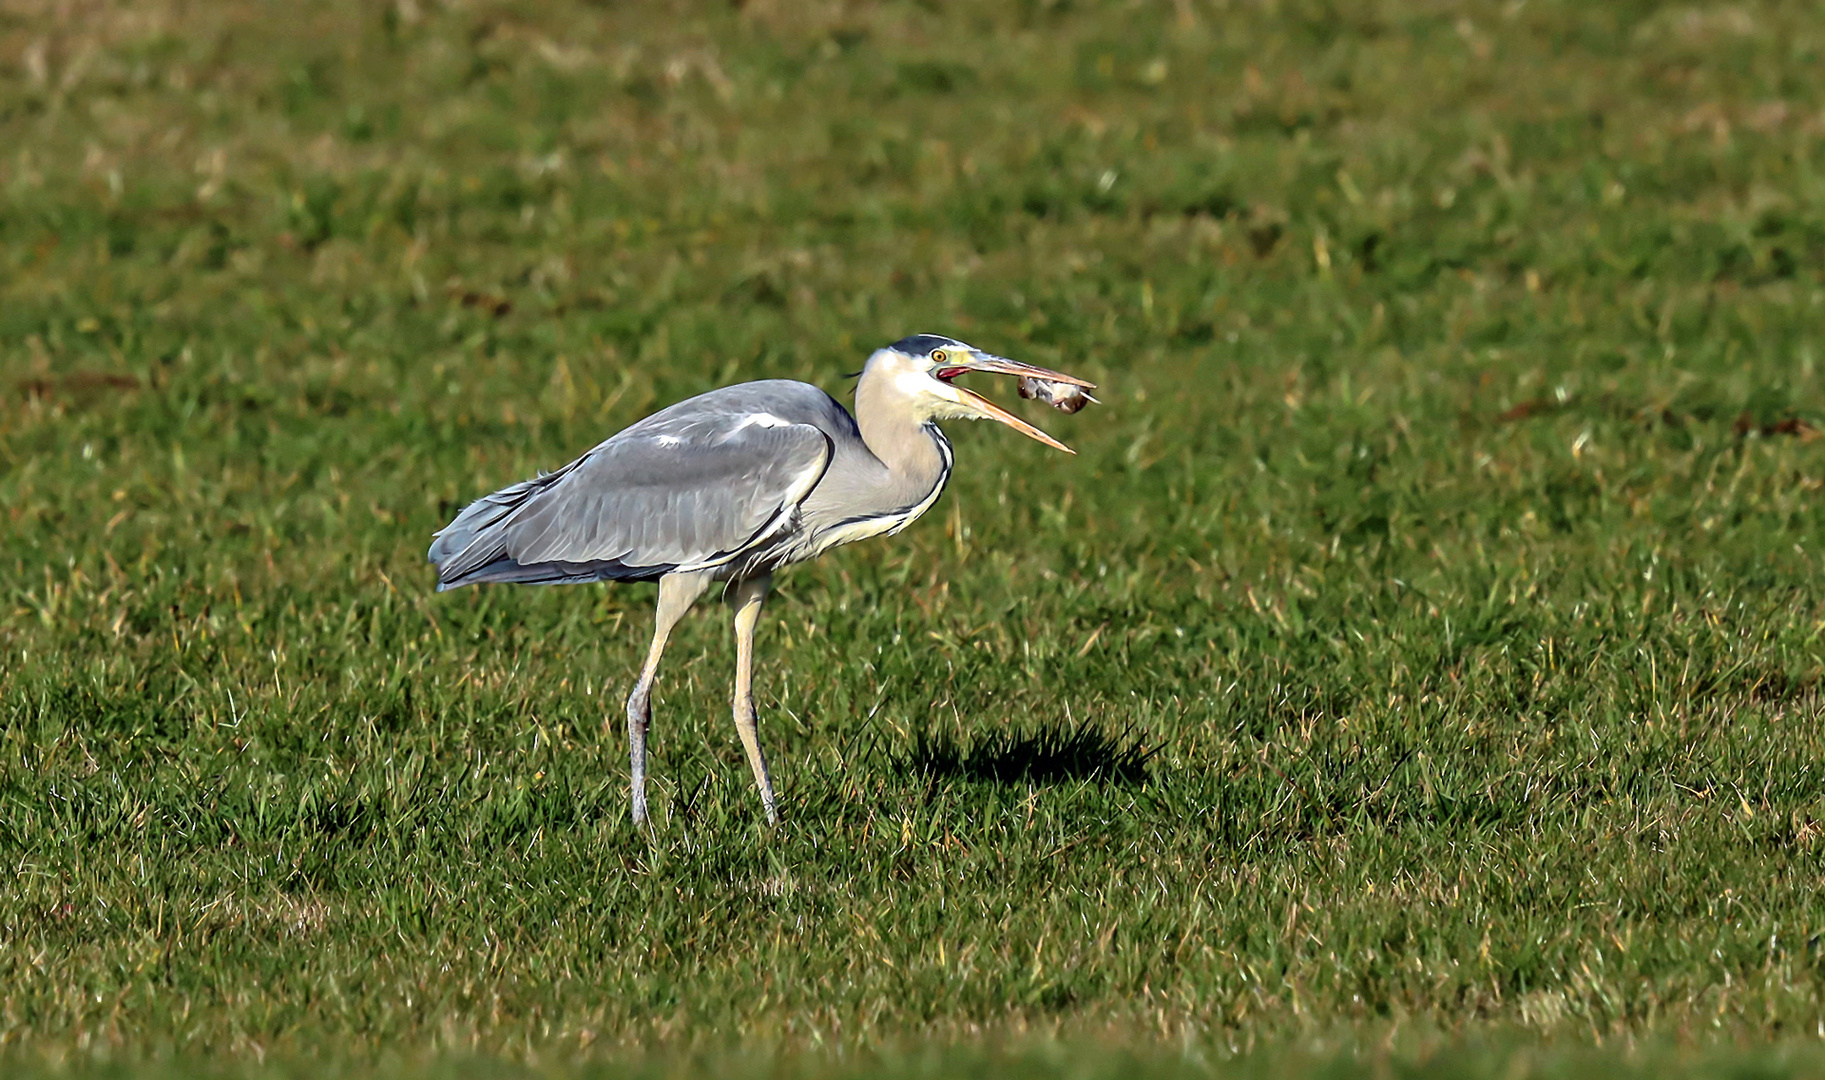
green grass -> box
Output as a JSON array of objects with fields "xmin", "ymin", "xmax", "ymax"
[{"xmin": 5, "ymin": 0, "xmax": 1825, "ymax": 1075}]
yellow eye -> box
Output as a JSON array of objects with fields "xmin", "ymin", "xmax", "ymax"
[{"xmin": 932, "ymin": 349, "xmax": 949, "ymax": 364}]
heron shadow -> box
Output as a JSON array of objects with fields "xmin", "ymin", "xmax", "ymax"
[{"xmin": 901, "ymin": 722, "xmax": 1155, "ymax": 786}]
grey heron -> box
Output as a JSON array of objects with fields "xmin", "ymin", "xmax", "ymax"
[{"xmin": 428, "ymin": 335, "xmax": 1096, "ymax": 825}]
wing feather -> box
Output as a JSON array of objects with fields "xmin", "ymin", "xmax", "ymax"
[{"xmin": 430, "ymin": 409, "xmax": 833, "ymax": 588}]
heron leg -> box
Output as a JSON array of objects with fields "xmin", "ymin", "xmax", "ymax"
[
  {"xmin": 727, "ymin": 573, "xmax": 778, "ymax": 824},
  {"xmin": 626, "ymin": 571, "xmax": 710, "ymax": 827}
]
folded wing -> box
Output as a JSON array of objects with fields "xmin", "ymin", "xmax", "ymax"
[{"xmin": 429, "ymin": 411, "xmax": 833, "ymax": 589}]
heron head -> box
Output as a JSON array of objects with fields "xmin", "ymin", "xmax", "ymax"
[{"xmin": 865, "ymin": 334, "xmax": 1096, "ymax": 453}]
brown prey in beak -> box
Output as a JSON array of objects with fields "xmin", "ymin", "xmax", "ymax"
[{"xmin": 932, "ymin": 352, "xmax": 1098, "ymax": 453}]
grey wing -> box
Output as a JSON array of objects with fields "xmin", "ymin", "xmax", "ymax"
[{"xmin": 429, "ymin": 418, "xmax": 833, "ymax": 589}]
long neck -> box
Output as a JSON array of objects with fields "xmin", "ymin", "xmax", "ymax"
[
  {"xmin": 794, "ymin": 369, "xmax": 954, "ymax": 552},
  {"xmin": 832, "ymin": 369, "xmax": 951, "ymax": 519}
]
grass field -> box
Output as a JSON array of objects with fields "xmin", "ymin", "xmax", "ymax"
[{"xmin": 5, "ymin": 0, "xmax": 1825, "ymax": 1075}]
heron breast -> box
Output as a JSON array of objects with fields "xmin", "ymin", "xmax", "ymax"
[{"xmin": 800, "ymin": 469, "xmax": 949, "ymax": 560}]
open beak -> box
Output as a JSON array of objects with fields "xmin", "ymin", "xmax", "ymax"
[{"xmin": 935, "ymin": 352, "xmax": 1096, "ymax": 454}]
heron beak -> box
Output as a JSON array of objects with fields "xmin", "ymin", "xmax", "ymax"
[
  {"xmin": 953, "ymin": 385, "xmax": 1075, "ymax": 453},
  {"xmin": 954, "ymin": 352, "xmax": 1097, "ymax": 389},
  {"xmin": 940, "ymin": 352, "xmax": 1095, "ymax": 454}
]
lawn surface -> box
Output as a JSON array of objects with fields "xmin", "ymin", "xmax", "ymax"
[{"xmin": 4, "ymin": 0, "xmax": 1825, "ymax": 1075}]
